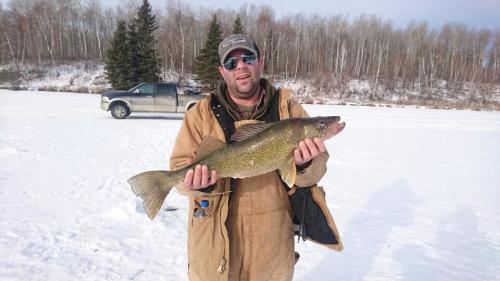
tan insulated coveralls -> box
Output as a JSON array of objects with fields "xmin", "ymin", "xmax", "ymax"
[{"xmin": 170, "ymin": 79, "xmax": 342, "ymax": 281}]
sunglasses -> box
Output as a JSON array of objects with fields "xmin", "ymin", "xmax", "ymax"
[{"xmin": 223, "ymin": 53, "xmax": 258, "ymax": 70}]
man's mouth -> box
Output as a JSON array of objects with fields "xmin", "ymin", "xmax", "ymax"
[{"xmin": 236, "ymin": 74, "xmax": 250, "ymax": 81}]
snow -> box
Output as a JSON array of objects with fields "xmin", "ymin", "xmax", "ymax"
[
  {"xmin": 2, "ymin": 62, "xmax": 110, "ymax": 93},
  {"xmin": 347, "ymin": 79, "xmax": 372, "ymax": 94},
  {"xmin": 1, "ymin": 89, "xmax": 499, "ymax": 281},
  {"xmin": 3, "ymin": 63, "xmax": 499, "ymax": 109}
]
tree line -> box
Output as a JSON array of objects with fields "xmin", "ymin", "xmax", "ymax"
[{"xmin": 1, "ymin": 0, "xmax": 499, "ymax": 91}]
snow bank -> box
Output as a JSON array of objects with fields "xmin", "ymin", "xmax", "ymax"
[
  {"xmin": 2, "ymin": 63, "xmax": 499, "ymax": 110},
  {"xmin": 1, "ymin": 62, "xmax": 110, "ymax": 93}
]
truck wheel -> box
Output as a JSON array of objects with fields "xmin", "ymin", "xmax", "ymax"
[{"xmin": 110, "ymin": 103, "xmax": 130, "ymax": 119}]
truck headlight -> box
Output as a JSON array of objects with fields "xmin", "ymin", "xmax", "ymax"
[{"xmin": 101, "ymin": 96, "xmax": 110, "ymax": 102}]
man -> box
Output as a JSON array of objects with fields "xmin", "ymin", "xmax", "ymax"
[{"xmin": 170, "ymin": 34, "xmax": 332, "ymax": 281}]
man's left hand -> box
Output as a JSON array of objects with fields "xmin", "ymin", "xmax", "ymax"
[{"xmin": 294, "ymin": 137, "xmax": 327, "ymax": 166}]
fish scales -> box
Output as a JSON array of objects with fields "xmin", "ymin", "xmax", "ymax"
[{"xmin": 202, "ymin": 122, "xmax": 299, "ymax": 178}]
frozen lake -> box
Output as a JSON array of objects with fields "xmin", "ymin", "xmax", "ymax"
[{"xmin": 1, "ymin": 89, "xmax": 499, "ymax": 280}]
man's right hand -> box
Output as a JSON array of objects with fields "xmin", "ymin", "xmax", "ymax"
[{"xmin": 183, "ymin": 161, "xmax": 218, "ymax": 190}]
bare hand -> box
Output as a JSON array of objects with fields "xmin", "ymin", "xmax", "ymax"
[
  {"xmin": 183, "ymin": 160, "xmax": 217, "ymax": 189},
  {"xmin": 294, "ymin": 137, "xmax": 327, "ymax": 166}
]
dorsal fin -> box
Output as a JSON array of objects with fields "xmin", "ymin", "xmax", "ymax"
[
  {"xmin": 194, "ymin": 136, "xmax": 226, "ymax": 162},
  {"xmin": 230, "ymin": 121, "xmax": 275, "ymax": 142}
]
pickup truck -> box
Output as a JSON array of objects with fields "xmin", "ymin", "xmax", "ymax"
[{"xmin": 100, "ymin": 82, "xmax": 205, "ymax": 119}]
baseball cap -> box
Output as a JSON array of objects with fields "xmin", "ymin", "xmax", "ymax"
[{"xmin": 218, "ymin": 34, "xmax": 259, "ymax": 65}]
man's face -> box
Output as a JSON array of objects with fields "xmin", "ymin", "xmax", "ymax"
[{"xmin": 218, "ymin": 49, "xmax": 263, "ymax": 100}]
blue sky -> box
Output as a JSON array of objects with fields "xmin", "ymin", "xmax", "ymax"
[{"xmin": 147, "ymin": 0, "xmax": 500, "ymax": 30}]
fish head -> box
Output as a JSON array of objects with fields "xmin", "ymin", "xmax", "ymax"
[{"xmin": 302, "ymin": 116, "xmax": 345, "ymax": 141}]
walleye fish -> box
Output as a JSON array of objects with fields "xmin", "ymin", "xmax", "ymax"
[{"xmin": 128, "ymin": 116, "xmax": 345, "ymax": 219}]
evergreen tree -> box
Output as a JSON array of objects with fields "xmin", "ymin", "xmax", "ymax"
[
  {"xmin": 232, "ymin": 14, "xmax": 244, "ymax": 34},
  {"xmin": 104, "ymin": 20, "xmax": 130, "ymax": 89},
  {"xmin": 105, "ymin": 0, "xmax": 161, "ymax": 89},
  {"xmin": 134, "ymin": 0, "xmax": 161, "ymax": 83},
  {"xmin": 126, "ymin": 18, "xmax": 141, "ymax": 88},
  {"xmin": 194, "ymin": 14, "xmax": 222, "ymax": 90}
]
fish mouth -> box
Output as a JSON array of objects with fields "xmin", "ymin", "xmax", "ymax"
[{"xmin": 325, "ymin": 119, "xmax": 345, "ymax": 140}]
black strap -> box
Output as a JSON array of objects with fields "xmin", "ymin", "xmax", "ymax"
[
  {"xmin": 210, "ymin": 94, "xmax": 238, "ymax": 199},
  {"xmin": 210, "ymin": 95, "xmax": 236, "ymax": 143},
  {"xmin": 262, "ymin": 91, "xmax": 281, "ymax": 123}
]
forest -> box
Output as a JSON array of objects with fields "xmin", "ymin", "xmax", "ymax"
[{"xmin": 1, "ymin": 0, "xmax": 499, "ymax": 109}]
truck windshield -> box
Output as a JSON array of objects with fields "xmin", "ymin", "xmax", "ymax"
[{"xmin": 128, "ymin": 84, "xmax": 142, "ymax": 92}]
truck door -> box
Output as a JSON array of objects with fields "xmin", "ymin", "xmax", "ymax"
[
  {"xmin": 155, "ymin": 83, "xmax": 177, "ymax": 112},
  {"xmin": 130, "ymin": 83, "xmax": 155, "ymax": 111}
]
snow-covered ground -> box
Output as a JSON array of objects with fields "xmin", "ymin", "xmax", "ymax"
[{"xmin": 0, "ymin": 89, "xmax": 499, "ymax": 281}]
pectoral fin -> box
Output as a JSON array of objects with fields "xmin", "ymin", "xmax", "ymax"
[{"xmin": 279, "ymin": 157, "xmax": 297, "ymax": 188}]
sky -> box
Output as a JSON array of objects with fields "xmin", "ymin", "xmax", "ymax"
[
  {"xmin": 145, "ymin": 0, "xmax": 500, "ymax": 30},
  {"xmin": 0, "ymin": 0, "xmax": 498, "ymax": 30}
]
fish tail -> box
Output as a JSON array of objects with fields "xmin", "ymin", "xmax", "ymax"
[{"xmin": 127, "ymin": 170, "xmax": 177, "ymax": 220}]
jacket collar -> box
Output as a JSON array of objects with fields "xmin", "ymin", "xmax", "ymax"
[{"xmin": 214, "ymin": 78, "xmax": 279, "ymax": 121}]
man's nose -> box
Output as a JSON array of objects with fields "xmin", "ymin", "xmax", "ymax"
[{"xmin": 235, "ymin": 58, "xmax": 247, "ymax": 70}]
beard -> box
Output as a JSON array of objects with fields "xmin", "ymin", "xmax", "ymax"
[{"xmin": 226, "ymin": 73, "xmax": 261, "ymax": 100}]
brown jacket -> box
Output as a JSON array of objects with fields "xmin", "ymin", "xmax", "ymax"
[{"xmin": 170, "ymin": 79, "xmax": 342, "ymax": 281}]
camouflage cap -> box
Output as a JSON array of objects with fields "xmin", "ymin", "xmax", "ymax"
[{"xmin": 218, "ymin": 34, "xmax": 259, "ymax": 65}]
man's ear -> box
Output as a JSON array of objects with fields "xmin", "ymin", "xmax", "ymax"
[
  {"xmin": 259, "ymin": 58, "xmax": 265, "ymax": 75},
  {"xmin": 218, "ymin": 66, "xmax": 225, "ymax": 78}
]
